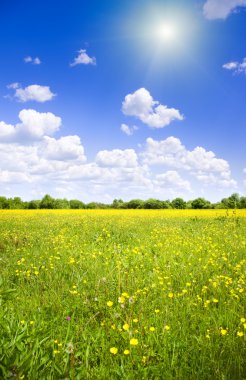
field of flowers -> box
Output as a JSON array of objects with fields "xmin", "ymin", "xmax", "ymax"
[{"xmin": 0, "ymin": 209, "xmax": 245, "ymax": 379}]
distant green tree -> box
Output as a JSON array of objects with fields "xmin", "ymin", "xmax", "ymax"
[
  {"xmin": 143, "ymin": 199, "xmax": 163, "ymax": 209},
  {"xmin": 53, "ymin": 198, "xmax": 70, "ymax": 209},
  {"xmin": 213, "ymin": 202, "xmax": 224, "ymax": 209},
  {"xmin": 221, "ymin": 193, "xmax": 240, "ymax": 209},
  {"xmin": 239, "ymin": 196, "xmax": 246, "ymax": 209},
  {"xmin": 126, "ymin": 199, "xmax": 144, "ymax": 209},
  {"xmin": 186, "ymin": 200, "xmax": 193, "ymax": 209},
  {"xmin": 27, "ymin": 200, "xmax": 40, "ymax": 209},
  {"xmin": 10, "ymin": 197, "xmax": 25, "ymax": 209},
  {"xmin": 70, "ymin": 199, "xmax": 85, "ymax": 209},
  {"xmin": 39, "ymin": 194, "xmax": 55, "ymax": 209},
  {"xmin": 171, "ymin": 198, "xmax": 187, "ymax": 209},
  {"xmin": 86, "ymin": 202, "xmax": 109, "ymax": 209},
  {"xmin": 0, "ymin": 196, "xmax": 10, "ymax": 209},
  {"xmin": 161, "ymin": 201, "xmax": 171, "ymax": 209},
  {"xmin": 191, "ymin": 198, "xmax": 211, "ymax": 209},
  {"xmin": 111, "ymin": 199, "xmax": 125, "ymax": 209}
]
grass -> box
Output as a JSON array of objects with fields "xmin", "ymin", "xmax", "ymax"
[{"xmin": 0, "ymin": 209, "xmax": 245, "ymax": 379}]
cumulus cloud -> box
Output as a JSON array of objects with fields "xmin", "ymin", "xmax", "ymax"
[
  {"xmin": 0, "ymin": 109, "xmax": 238, "ymax": 200},
  {"xmin": 142, "ymin": 136, "xmax": 235, "ymax": 188},
  {"xmin": 0, "ymin": 170, "xmax": 31, "ymax": 184},
  {"xmin": 122, "ymin": 88, "xmax": 183, "ymax": 128},
  {"xmin": 0, "ymin": 109, "xmax": 61, "ymax": 142},
  {"xmin": 24, "ymin": 56, "xmax": 41, "ymax": 65},
  {"xmin": 120, "ymin": 123, "xmax": 138, "ymax": 136},
  {"xmin": 143, "ymin": 136, "xmax": 230, "ymax": 172},
  {"xmin": 70, "ymin": 49, "xmax": 96, "ymax": 67},
  {"xmin": 96, "ymin": 149, "xmax": 138, "ymax": 168},
  {"xmin": 8, "ymin": 84, "xmax": 56, "ymax": 103},
  {"xmin": 203, "ymin": 0, "xmax": 246, "ymax": 19},
  {"xmin": 195, "ymin": 173, "xmax": 237, "ymax": 188},
  {"xmin": 42, "ymin": 136, "xmax": 86, "ymax": 162},
  {"xmin": 155, "ymin": 171, "xmax": 191, "ymax": 191},
  {"xmin": 223, "ymin": 58, "xmax": 246, "ymax": 74}
]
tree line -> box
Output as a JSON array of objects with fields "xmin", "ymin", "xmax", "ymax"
[{"xmin": 0, "ymin": 193, "xmax": 245, "ymax": 209}]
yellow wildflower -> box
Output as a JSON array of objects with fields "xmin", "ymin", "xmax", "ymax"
[
  {"xmin": 220, "ymin": 329, "xmax": 228, "ymax": 336},
  {"xmin": 110, "ymin": 347, "xmax": 118, "ymax": 355}
]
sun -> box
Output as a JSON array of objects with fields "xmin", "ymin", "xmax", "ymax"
[{"xmin": 155, "ymin": 23, "xmax": 177, "ymax": 42}]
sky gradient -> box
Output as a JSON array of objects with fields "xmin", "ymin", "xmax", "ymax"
[{"xmin": 0, "ymin": 0, "xmax": 246, "ymax": 202}]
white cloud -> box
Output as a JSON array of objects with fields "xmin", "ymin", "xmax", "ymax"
[
  {"xmin": 155, "ymin": 171, "xmax": 191, "ymax": 191},
  {"xmin": 223, "ymin": 58, "xmax": 246, "ymax": 74},
  {"xmin": 7, "ymin": 82, "xmax": 19, "ymax": 89},
  {"xmin": 96, "ymin": 149, "xmax": 138, "ymax": 167},
  {"xmin": 142, "ymin": 136, "xmax": 235, "ymax": 188},
  {"xmin": 0, "ymin": 110, "xmax": 239, "ymax": 201},
  {"xmin": 0, "ymin": 170, "xmax": 31, "ymax": 184},
  {"xmin": 195, "ymin": 173, "xmax": 237, "ymax": 188},
  {"xmin": 0, "ymin": 109, "xmax": 61, "ymax": 142},
  {"xmin": 10, "ymin": 84, "xmax": 55, "ymax": 103},
  {"xmin": 243, "ymin": 168, "xmax": 246, "ymax": 174},
  {"xmin": 70, "ymin": 49, "xmax": 96, "ymax": 67},
  {"xmin": 24, "ymin": 56, "xmax": 41, "ymax": 65},
  {"xmin": 42, "ymin": 136, "xmax": 86, "ymax": 162},
  {"xmin": 143, "ymin": 137, "xmax": 230, "ymax": 173},
  {"xmin": 120, "ymin": 123, "xmax": 138, "ymax": 136},
  {"xmin": 122, "ymin": 88, "xmax": 183, "ymax": 128},
  {"xmin": 203, "ymin": 0, "xmax": 246, "ymax": 19}
]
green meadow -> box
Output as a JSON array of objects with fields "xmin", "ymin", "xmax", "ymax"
[{"xmin": 0, "ymin": 210, "xmax": 245, "ymax": 379}]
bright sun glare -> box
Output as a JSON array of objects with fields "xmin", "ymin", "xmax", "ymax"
[{"xmin": 156, "ymin": 23, "xmax": 177, "ymax": 42}]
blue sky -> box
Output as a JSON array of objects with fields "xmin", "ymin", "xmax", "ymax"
[{"xmin": 0, "ymin": 0, "xmax": 245, "ymax": 202}]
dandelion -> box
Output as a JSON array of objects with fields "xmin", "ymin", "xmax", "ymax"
[
  {"xmin": 107, "ymin": 301, "xmax": 113, "ymax": 307},
  {"xmin": 168, "ymin": 292, "xmax": 174, "ymax": 298},
  {"xmin": 240, "ymin": 318, "xmax": 245, "ymax": 323},
  {"xmin": 123, "ymin": 323, "xmax": 130, "ymax": 331},
  {"xmin": 130, "ymin": 338, "xmax": 138, "ymax": 346},
  {"xmin": 220, "ymin": 328, "xmax": 228, "ymax": 336},
  {"xmin": 164, "ymin": 325, "xmax": 170, "ymax": 331},
  {"xmin": 110, "ymin": 347, "xmax": 118, "ymax": 355},
  {"xmin": 118, "ymin": 296, "xmax": 125, "ymax": 304},
  {"xmin": 133, "ymin": 318, "xmax": 138, "ymax": 323},
  {"xmin": 124, "ymin": 349, "xmax": 130, "ymax": 355},
  {"xmin": 237, "ymin": 331, "xmax": 244, "ymax": 337},
  {"xmin": 155, "ymin": 309, "xmax": 160, "ymax": 314},
  {"xmin": 122, "ymin": 292, "xmax": 129, "ymax": 298},
  {"xmin": 149, "ymin": 326, "xmax": 155, "ymax": 332}
]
